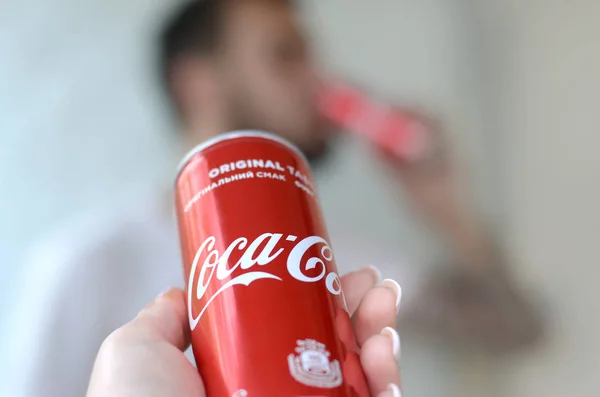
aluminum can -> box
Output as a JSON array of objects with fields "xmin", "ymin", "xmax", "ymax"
[
  {"xmin": 319, "ymin": 80, "xmax": 432, "ymax": 162},
  {"xmin": 175, "ymin": 130, "xmax": 369, "ymax": 397}
]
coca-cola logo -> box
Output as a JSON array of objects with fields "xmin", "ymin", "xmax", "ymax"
[{"xmin": 187, "ymin": 233, "xmax": 344, "ymax": 330}]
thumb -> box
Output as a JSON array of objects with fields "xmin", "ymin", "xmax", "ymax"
[
  {"xmin": 87, "ymin": 289, "xmax": 194, "ymax": 397},
  {"xmin": 126, "ymin": 288, "xmax": 190, "ymax": 351}
]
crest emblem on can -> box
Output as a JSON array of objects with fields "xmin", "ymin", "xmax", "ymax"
[{"xmin": 287, "ymin": 339, "xmax": 343, "ymax": 388}]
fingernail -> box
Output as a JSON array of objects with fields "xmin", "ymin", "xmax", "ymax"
[
  {"xmin": 137, "ymin": 289, "xmax": 176, "ymax": 319},
  {"xmin": 386, "ymin": 383, "xmax": 402, "ymax": 397},
  {"xmin": 364, "ymin": 265, "xmax": 382, "ymax": 284},
  {"xmin": 156, "ymin": 288, "xmax": 176, "ymax": 301},
  {"xmin": 136, "ymin": 291, "xmax": 170, "ymax": 321},
  {"xmin": 380, "ymin": 279, "xmax": 402, "ymax": 312},
  {"xmin": 138, "ymin": 289, "xmax": 177, "ymax": 317},
  {"xmin": 381, "ymin": 326, "xmax": 401, "ymax": 361}
]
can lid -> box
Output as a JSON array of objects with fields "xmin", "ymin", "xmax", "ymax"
[{"xmin": 174, "ymin": 130, "xmax": 309, "ymax": 184}]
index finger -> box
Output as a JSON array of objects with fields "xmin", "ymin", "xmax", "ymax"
[
  {"xmin": 340, "ymin": 266, "xmax": 381, "ymax": 314},
  {"xmin": 123, "ymin": 288, "xmax": 190, "ymax": 350}
]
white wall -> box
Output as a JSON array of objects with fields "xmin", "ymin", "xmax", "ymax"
[
  {"xmin": 0, "ymin": 0, "xmax": 178, "ymax": 306},
  {"xmin": 501, "ymin": 1, "xmax": 600, "ymax": 396}
]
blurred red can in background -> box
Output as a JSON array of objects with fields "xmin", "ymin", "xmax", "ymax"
[
  {"xmin": 319, "ymin": 79, "xmax": 433, "ymax": 162},
  {"xmin": 175, "ymin": 131, "xmax": 369, "ymax": 397}
]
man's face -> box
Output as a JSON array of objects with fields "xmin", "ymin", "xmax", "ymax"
[{"xmin": 216, "ymin": 0, "xmax": 331, "ymax": 162}]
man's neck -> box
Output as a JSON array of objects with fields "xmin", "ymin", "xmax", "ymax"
[
  {"xmin": 161, "ymin": 119, "xmax": 230, "ymax": 223},
  {"xmin": 183, "ymin": 117, "xmax": 234, "ymax": 152}
]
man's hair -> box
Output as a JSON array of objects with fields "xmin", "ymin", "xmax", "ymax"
[
  {"xmin": 159, "ymin": 0, "xmax": 294, "ymax": 100},
  {"xmin": 159, "ymin": 0, "xmax": 231, "ymax": 99}
]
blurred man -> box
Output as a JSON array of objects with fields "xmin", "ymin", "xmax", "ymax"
[{"xmin": 7, "ymin": 1, "xmax": 542, "ymax": 397}]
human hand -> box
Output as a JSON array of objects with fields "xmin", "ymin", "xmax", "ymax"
[
  {"xmin": 380, "ymin": 111, "xmax": 465, "ymax": 231},
  {"xmin": 402, "ymin": 265, "xmax": 544, "ymax": 352},
  {"xmin": 87, "ymin": 266, "xmax": 402, "ymax": 397},
  {"xmin": 380, "ymin": 110, "xmax": 495, "ymax": 271}
]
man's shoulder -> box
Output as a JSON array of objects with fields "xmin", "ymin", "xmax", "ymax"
[
  {"xmin": 6, "ymin": 200, "xmax": 180, "ymax": 397},
  {"xmin": 18, "ymin": 198, "xmax": 181, "ymax": 321},
  {"xmin": 25, "ymin": 199, "xmax": 172, "ymax": 276}
]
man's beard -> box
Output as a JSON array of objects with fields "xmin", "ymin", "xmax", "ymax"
[{"xmin": 300, "ymin": 137, "xmax": 335, "ymax": 170}]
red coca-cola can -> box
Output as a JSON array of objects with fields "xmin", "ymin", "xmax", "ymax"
[
  {"xmin": 175, "ymin": 131, "xmax": 369, "ymax": 397},
  {"xmin": 318, "ymin": 80, "xmax": 433, "ymax": 162}
]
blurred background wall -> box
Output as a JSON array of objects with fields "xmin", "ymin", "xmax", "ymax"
[
  {"xmin": 1, "ymin": 0, "xmax": 598, "ymax": 396},
  {"xmin": 500, "ymin": 1, "xmax": 600, "ymax": 396},
  {"xmin": 0, "ymin": 0, "xmax": 178, "ymax": 300}
]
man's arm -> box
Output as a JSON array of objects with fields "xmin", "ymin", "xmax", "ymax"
[{"xmin": 387, "ymin": 117, "xmax": 544, "ymax": 351}]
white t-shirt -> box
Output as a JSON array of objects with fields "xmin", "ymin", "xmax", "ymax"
[{"xmin": 5, "ymin": 196, "xmax": 450, "ymax": 397}]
